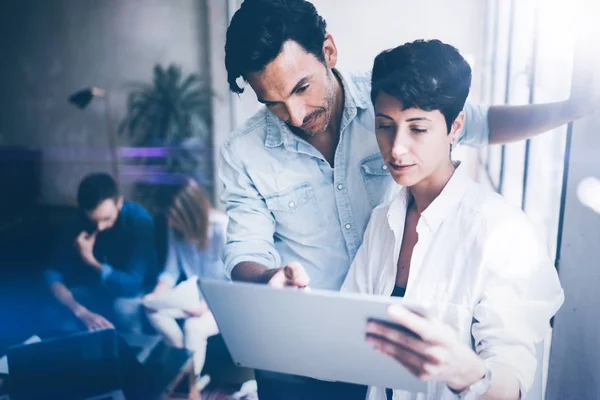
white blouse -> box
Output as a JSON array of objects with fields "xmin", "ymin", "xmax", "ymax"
[{"xmin": 341, "ymin": 163, "xmax": 564, "ymax": 400}]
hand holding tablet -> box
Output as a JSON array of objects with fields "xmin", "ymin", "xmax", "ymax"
[{"xmin": 366, "ymin": 304, "xmax": 486, "ymax": 392}]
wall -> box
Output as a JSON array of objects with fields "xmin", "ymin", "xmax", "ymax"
[
  {"xmin": 0, "ymin": 0, "xmax": 209, "ymax": 205},
  {"xmin": 229, "ymin": 0, "xmax": 487, "ymax": 127},
  {"xmin": 215, "ymin": 0, "xmax": 487, "ymax": 206}
]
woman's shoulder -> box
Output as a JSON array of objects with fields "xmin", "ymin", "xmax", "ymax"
[{"xmin": 462, "ymin": 180, "xmax": 541, "ymax": 241}]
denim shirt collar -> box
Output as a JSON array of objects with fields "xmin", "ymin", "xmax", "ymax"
[{"xmin": 264, "ymin": 69, "xmax": 370, "ymax": 149}]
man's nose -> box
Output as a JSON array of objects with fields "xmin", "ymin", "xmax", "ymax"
[{"xmin": 286, "ymin": 100, "xmax": 307, "ymax": 127}]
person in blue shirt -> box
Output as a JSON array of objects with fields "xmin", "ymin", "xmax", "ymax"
[
  {"xmin": 145, "ymin": 177, "xmax": 228, "ymax": 378},
  {"xmin": 43, "ymin": 173, "xmax": 156, "ymax": 334},
  {"xmin": 220, "ymin": 0, "xmax": 597, "ymax": 399}
]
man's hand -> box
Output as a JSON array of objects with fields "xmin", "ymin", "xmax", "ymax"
[
  {"xmin": 564, "ymin": 60, "xmax": 600, "ymax": 120},
  {"xmin": 75, "ymin": 308, "xmax": 114, "ymax": 331},
  {"xmin": 365, "ymin": 304, "xmax": 486, "ymax": 392},
  {"xmin": 266, "ymin": 261, "xmax": 310, "ymax": 288},
  {"xmin": 75, "ymin": 231, "xmax": 100, "ymax": 269}
]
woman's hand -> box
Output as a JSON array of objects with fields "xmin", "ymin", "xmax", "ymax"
[
  {"xmin": 365, "ymin": 304, "xmax": 486, "ymax": 392},
  {"xmin": 184, "ymin": 301, "xmax": 209, "ymax": 317}
]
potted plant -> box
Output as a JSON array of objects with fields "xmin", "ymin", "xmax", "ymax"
[{"xmin": 119, "ymin": 64, "xmax": 212, "ymax": 213}]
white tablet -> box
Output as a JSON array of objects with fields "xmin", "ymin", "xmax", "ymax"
[{"xmin": 198, "ymin": 279, "xmax": 428, "ymax": 393}]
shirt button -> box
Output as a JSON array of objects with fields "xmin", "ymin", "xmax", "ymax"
[
  {"xmin": 289, "ymin": 201, "xmax": 295, "ymax": 208},
  {"xmin": 345, "ymin": 224, "xmax": 351, "ymax": 230},
  {"xmin": 337, "ymin": 184, "xmax": 343, "ymax": 190},
  {"xmin": 382, "ymin": 165, "xmax": 388, "ymax": 171}
]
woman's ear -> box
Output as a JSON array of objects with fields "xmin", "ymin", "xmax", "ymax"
[
  {"xmin": 449, "ymin": 111, "xmax": 465, "ymax": 144},
  {"xmin": 323, "ymin": 33, "xmax": 338, "ymax": 69}
]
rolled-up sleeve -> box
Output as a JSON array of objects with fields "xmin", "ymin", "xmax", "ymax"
[
  {"xmin": 457, "ymin": 101, "xmax": 490, "ymax": 148},
  {"xmin": 218, "ymin": 140, "xmax": 281, "ymax": 278},
  {"xmin": 43, "ymin": 269, "xmax": 64, "ymax": 287},
  {"xmin": 472, "ymin": 217, "xmax": 564, "ymax": 396}
]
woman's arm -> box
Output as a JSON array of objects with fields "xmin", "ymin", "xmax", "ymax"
[
  {"xmin": 156, "ymin": 228, "xmax": 181, "ymax": 288},
  {"xmin": 471, "ymin": 216, "xmax": 564, "ymax": 398},
  {"xmin": 365, "ymin": 216, "xmax": 563, "ymax": 399}
]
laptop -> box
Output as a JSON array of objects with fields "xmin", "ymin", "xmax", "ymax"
[
  {"xmin": 198, "ymin": 279, "xmax": 428, "ymax": 393},
  {"xmin": 6, "ymin": 329, "xmax": 154, "ymax": 400}
]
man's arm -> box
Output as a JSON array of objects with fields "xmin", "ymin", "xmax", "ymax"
[
  {"xmin": 48, "ymin": 281, "xmax": 114, "ymax": 330},
  {"xmin": 488, "ymin": 57, "xmax": 599, "ymax": 145},
  {"xmin": 219, "ymin": 140, "xmax": 311, "ymax": 287},
  {"xmin": 488, "ymin": 101, "xmax": 585, "ymax": 145},
  {"xmin": 219, "ymin": 140, "xmax": 281, "ymax": 281},
  {"xmin": 49, "ymin": 281, "xmax": 86, "ymax": 316},
  {"xmin": 100, "ymin": 214, "xmax": 155, "ymax": 297}
]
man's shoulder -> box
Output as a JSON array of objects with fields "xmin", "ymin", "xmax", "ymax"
[
  {"xmin": 121, "ymin": 200, "xmax": 153, "ymax": 224},
  {"xmin": 343, "ymin": 70, "xmax": 372, "ymax": 84},
  {"xmin": 223, "ymin": 107, "xmax": 271, "ymax": 149},
  {"xmin": 339, "ymin": 70, "xmax": 372, "ymax": 100}
]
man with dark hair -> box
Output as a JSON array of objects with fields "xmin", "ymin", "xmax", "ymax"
[
  {"xmin": 43, "ymin": 173, "xmax": 156, "ymax": 334},
  {"xmin": 219, "ymin": 0, "xmax": 596, "ymax": 397}
]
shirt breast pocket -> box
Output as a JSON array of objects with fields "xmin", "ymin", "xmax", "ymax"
[
  {"xmin": 360, "ymin": 153, "xmax": 394, "ymax": 207},
  {"xmin": 264, "ymin": 182, "xmax": 324, "ymax": 236}
]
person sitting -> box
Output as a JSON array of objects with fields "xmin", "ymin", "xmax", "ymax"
[
  {"xmin": 341, "ymin": 40, "xmax": 564, "ymax": 400},
  {"xmin": 43, "ymin": 173, "xmax": 156, "ymax": 334},
  {"xmin": 145, "ymin": 177, "xmax": 228, "ymax": 379}
]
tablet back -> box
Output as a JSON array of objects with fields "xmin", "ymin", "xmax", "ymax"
[{"xmin": 199, "ymin": 279, "xmax": 427, "ymax": 393}]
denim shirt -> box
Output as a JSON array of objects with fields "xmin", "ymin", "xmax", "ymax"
[
  {"xmin": 219, "ymin": 70, "xmax": 489, "ymax": 291},
  {"xmin": 43, "ymin": 200, "xmax": 156, "ymax": 297},
  {"xmin": 157, "ymin": 210, "xmax": 229, "ymax": 300}
]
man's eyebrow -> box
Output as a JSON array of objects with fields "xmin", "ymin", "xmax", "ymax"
[
  {"xmin": 256, "ymin": 76, "xmax": 312, "ymax": 104},
  {"xmin": 288, "ymin": 76, "xmax": 310, "ymax": 97}
]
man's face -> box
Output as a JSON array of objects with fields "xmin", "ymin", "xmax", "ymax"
[
  {"xmin": 84, "ymin": 197, "xmax": 123, "ymax": 232},
  {"xmin": 246, "ymin": 39, "xmax": 338, "ymax": 137},
  {"xmin": 374, "ymin": 92, "xmax": 462, "ymax": 187}
]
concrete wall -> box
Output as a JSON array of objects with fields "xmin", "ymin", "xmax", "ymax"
[{"xmin": 0, "ymin": 0, "xmax": 209, "ymax": 206}]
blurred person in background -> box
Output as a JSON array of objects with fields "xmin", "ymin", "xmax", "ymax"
[
  {"xmin": 43, "ymin": 173, "xmax": 155, "ymax": 334},
  {"xmin": 145, "ymin": 177, "xmax": 228, "ymax": 382}
]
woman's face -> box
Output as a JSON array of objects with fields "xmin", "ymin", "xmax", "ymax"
[{"xmin": 374, "ymin": 92, "xmax": 463, "ymax": 187}]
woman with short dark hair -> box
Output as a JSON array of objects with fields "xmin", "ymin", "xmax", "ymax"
[{"xmin": 342, "ymin": 40, "xmax": 564, "ymax": 400}]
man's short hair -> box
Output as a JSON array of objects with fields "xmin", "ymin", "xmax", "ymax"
[
  {"xmin": 371, "ymin": 39, "xmax": 472, "ymax": 133},
  {"xmin": 77, "ymin": 173, "xmax": 118, "ymax": 211},
  {"xmin": 225, "ymin": 0, "xmax": 327, "ymax": 94}
]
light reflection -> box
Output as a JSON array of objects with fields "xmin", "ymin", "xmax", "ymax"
[{"xmin": 577, "ymin": 176, "xmax": 600, "ymax": 215}]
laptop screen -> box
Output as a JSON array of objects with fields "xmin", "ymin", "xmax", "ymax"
[{"xmin": 7, "ymin": 329, "xmax": 122, "ymax": 400}]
